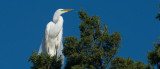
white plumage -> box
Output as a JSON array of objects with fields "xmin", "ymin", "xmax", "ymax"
[{"xmin": 38, "ymin": 9, "xmax": 73, "ymax": 57}]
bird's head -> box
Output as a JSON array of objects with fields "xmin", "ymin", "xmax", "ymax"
[{"xmin": 55, "ymin": 9, "xmax": 74, "ymax": 15}]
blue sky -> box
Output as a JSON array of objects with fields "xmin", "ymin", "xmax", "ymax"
[{"xmin": 0, "ymin": 0, "xmax": 160, "ymax": 69}]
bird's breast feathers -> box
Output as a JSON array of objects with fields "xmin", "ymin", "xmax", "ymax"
[{"xmin": 46, "ymin": 21, "xmax": 62, "ymax": 39}]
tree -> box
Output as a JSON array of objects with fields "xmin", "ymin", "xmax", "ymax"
[
  {"xmin": 63, "ymin": 9, "xmax": 121, "ymax": 69},
  {"xmin": 110, "ymin": 56, "xmax": 152, "ymax": 69},
  {"xmin": 146, "ymin": 6, "xmax": 160, "ymax": 69},
  {"xmin": 147, "ymin": 38, "xmax": 160, "ymax": 69},
  {"xmin": 28, "ymin": 51, "xmax": 62, "ymax": 69},
  {"xmin": 28, "ymin": 9, "xmax": 153, "ymax": 69}
]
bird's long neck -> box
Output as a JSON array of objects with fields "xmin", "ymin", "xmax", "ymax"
[{"xmin": 53, "ymin": 12, "xmax": 61, "ymax": 23}]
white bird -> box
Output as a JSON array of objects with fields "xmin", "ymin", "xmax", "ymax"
[{"xmin": 38, "ymin": 9, "xmax": 74, "ymax": 57}]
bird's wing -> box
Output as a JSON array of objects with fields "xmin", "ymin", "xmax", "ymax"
[
  {"xmin": 44, "ymin": 21, "xmax": 53, "ymax": 53},
  {"xmin": 38, "ymin": 22, "xmax": 53, "ymax": 54}
]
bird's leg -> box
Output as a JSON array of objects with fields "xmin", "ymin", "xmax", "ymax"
[
  {"xmin": 47, "ymin": 65, "xmax": 50, "ymax": 69},
  {"xmin": 55, "ymin": 45, "xmax": 58, "ymax": 56},
  {"xmin": 45, "ymin": 42, "xmax": 49, "ymax": 54}
]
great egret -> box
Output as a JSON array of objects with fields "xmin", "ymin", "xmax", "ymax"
[{"xmin": 38, "ymin": 9, "xmax": 74, "ymax": 57}]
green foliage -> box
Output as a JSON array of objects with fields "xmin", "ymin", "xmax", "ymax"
[
  {"xmin": 71, "ymin": 65, "xmax": 85, "ymax": 69},
  {"xmin": 110, "ymin": 57, "xmax": 152, "ymax": 69},
  {"xmin": 63, "ymin": 9, "xmax": 121, "ymax": 69},
  {"xmin": 147, "ymin": 38, "xmax": 160, "ymax": 69},
  {"xmin": 28, "ymin": 9, "xmax": 156, "ymax": 69},
  {"xmin": 28, "ymin": 50, "xmax": 62, "ymax": 69}
]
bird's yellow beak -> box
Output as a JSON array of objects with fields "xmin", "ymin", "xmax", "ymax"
[{"xmin": 63, "ymin": 9, "xmax": 74, "ymax": 12}]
